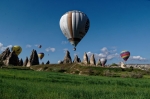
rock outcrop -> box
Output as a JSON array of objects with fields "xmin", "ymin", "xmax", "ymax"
[
  {"xmin": 23, "ymin": 57, "xmax": 28, "ymax": 67},
  {"xmin": 0, "ymin": 48, "xmax": 10, "ymax": 61},
  {"xmin": 4, "ymin": 51, "xmax": 19, "ymax": 66},
  {"xmin": 90, "ymin": 54, "xmax": 96, "ymax": 66},
  {"xmin": 26, "ymin": 49, "xmax": 39, "ymax": 67},
  {"xmin": 73, "ymin": 55, "xmax": 80, "ymax": 63},
  {"xmin": 96, "ymin": 59, "xmax": 102, "ymax": 66},
  {"xmin": 63, "ymin": 50, "xmax": 72, "ymax": 63},
  {"xmin": 82, "ymin": 52, "xmax": 88, "ymax": 64},
  {"xmin": 41, "ymin": 62, "xmax": 44, "ymax": 65},
  {"xmin": 46, "ymin": 60, "xmax": 50, "ymax": 64},
  {"xmin": 18, "ymin": 58, "xmax": 23, "ymax": 66}
]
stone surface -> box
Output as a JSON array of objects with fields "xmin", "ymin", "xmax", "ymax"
[
  {"xmin": 96, "ymin": 59, "xmax": 102, "ymax": 66},
  {"xmin": 26, "ymin": 49, "xmax": 39, "ymax": 67},
  {"xmin": 73, "ymin": 55, "xmax": 80, "ymax": 63},
  {"xmin": 46, "ymin": 60, "xmax": 50, "ymax": 64},
  {"xmin": 82, "ymin": 52, "xmax": 88, "ymax": 64},
  {"xmin": 90, "ymin": 54, "xmax": 96, "ymax": 66},
  {"xmin": 4, "ymin": 51, "xmax": 19, "ymax": 66},
  {"xmin": 23, "ymin": 57, "xmax": 28, "ymax": 67},
  {"xmin": 0, "ymin": 48, "xmax": 11, "ymax": 61},
  {"xmin": 63, "ymin": 50, "xmax": 72, "ymax": 63},
  {"xmin": 41, "ymin": 62, "xmax": 44, "ymax": 65},
  {"xmin": 18, "ymin": 58, "xmax": 23, "ymax": 66}
]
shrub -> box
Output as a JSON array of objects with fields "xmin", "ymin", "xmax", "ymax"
[
  {"xmin": 129, "ymin": 72, "xmax": 143, "ymax": 79},
  {"xmin": 110, "ymin": 63, "xmax": 118, "ymax": 66}
]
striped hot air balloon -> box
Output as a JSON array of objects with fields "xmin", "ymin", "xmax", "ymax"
[
  {"xmin": 120, "ymin": 50, "xmax": 130, "ymax": 61},
  {"xmin": 60, "ymin": 10, "xmax": 90, "ymax": 51}
]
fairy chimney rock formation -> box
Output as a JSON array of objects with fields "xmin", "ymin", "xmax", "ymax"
[
  {"xmin": 73, "ymin": 55, "xmax": 80, "ymax": 63},
  {"xmin": 83, "ymin": 52, "xmax": 88, "ymax": 64},
  {"xmin": 26, "ymin": 49, "xmax": 39, "ymax": 67},
  {"xmin": 63, "ymin": 50, "xmax": 72, "ymax": 63},
  {"xmin": 90, "ymin": 54, "xmax": 96, "ymax": 66},
  {"xmin": 23, "ymin": 57, "xmax": 28, "ymax": 67},
  {"xmin": 0, "ymin": 48, "xmax": 11, "ymax": 61},
  {"xmin": 96, "ymin": 59, "xmax": 102, "ymax": 66},
  {"xmin": 41, "ymin": 62, "xmax": 44, "ymax": 65},
  {"xmin": 18, "ymin": 58, "xmax": 23, "ymax": 66},
  {"xmin": 4, "ymin": 51, "xmax": 19, "ymax": 66},
  {"xmin": 46, "ymin": 60, "xmax": 50, "ymax": 64}
]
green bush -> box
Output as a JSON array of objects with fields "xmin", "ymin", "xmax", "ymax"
[{"xmin": 110, "ymin": 63, "xmax": 118, "ymax": 66}]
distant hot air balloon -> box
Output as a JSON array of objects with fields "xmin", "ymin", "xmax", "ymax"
[
  {"xmin": 38, "ymin": 45, "xmax": 42, "ymax": 48},
  {"xmin": 38, "ymin": 52, "xmax": 44, "ymax": 60},
  {"xmin": 120, "ymin": 50, "xmax": 130, "ymax": 61},
  {"xmin": 60, "ymin": 10, "xmax": 90, "ymax": 51},
  {"xmin": 11, "ymin": 45, "xmax": 22, "ymax": 56},
  {"xmin": 100, "ymin": 58, "xmax": 107, "ymax": 67}
]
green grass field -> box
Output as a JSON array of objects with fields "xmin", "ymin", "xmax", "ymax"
[{"xmin": 1, "ymin": 67, "xmax": 150, "ymax": 99}]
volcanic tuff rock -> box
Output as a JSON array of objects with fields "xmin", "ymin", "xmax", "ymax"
[
  {"xmin": 96, "ymin": 59, "xmax": 102, "ymax": 66},
  {"xmin": 4, "ymin": 51, "xmax": 19, "ymax": 66},
  {"xmin": 18, "ymin": 58, "xmax": 23, "ymax": 66},
  {"xmin": 63, "ymin": 50, "xmax": 72, "ymax": 63},
  {"xmin": 82, "ymin": 52, "xmax": 88, "ymax": 64},
  {"xmin": 23, "ymin": 57, "xmax": 28, "ymax": 67},
  {"xmin": 90, "ymin": 54, "xmax": 96, "ymax": 66},
  {"xmin": 73, "ymin": 55, "xmax": 80, "ymax": 63},
  {"xmin": 46, "ymin": 60, "xmax": 50, "ymax": 64},
  {"xmin": 41, "ymin": 62, "xmax": 44, "ymax": 65},
  {"xmin": 0, "ymin": 48, "xmax": 10, "ymax": 61},
  {"xmin": 26, "ymin": 49, "xmax": 39, "ymax": 67}
]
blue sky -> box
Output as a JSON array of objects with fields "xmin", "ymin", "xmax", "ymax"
[{"xmin": 0, "ymin": 0, "xmax": 150, "ymax": 64}]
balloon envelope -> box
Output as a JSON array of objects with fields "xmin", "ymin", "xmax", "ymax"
[
  {"xmin": 60, "ymin": 10, "xmax": 90, "ymax": 48},
  {"xmin": 100, "ymin": 58, "xmax": 107, "ymax": 66},
  {"xmin": 38, "ymin": 53, "xmax": 44, "ymax": 60},
  {"xmin": 120, "ymin": 50, "xmax": 130, "ymax": 61},
  {"xmin": 11, "ymin": 45, "xmax": 22, "ymax": 56}
]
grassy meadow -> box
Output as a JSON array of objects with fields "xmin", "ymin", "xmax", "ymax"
[{"xmin": 1, "ymin": 66, "xmax": 150, "ymax": 99}]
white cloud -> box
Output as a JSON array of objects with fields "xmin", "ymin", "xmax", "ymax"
[
  {"xmin": 130, "ymin": 56, "xmax": 147, "ymax": 61},
  {"xmin": 62, "ymin": 41, "xmax": 68, "ymax": 44},
  {"xmin": 0, "ymin": 42, "xmax": 12, "ymax": 51},
  {"xmin": 45, "ymin": 47, "xmax": 55, "ymax": 52},
  {"xmin": 87, "ymin": 47, "xmax": 119, "ymax": 60},
  {"xmin": 26, "ymin": 44, "xmax": 32, "ymax": 48},
  {"xmin": 35, "ymin": 44, "xmax": 39, "ymax": 47}
]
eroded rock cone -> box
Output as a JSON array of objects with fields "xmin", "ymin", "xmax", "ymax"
[
  {"xmin": 27, "ymin": 49, "xmax": 39, "ymax": 67},
  {"xmin": 4, "ymin": 51, "xmax": 19, "ymax": 66},
  {"xmin": 83, "ymin": 52, "xmax": 88, "ymax": 64},
  {"xmin": 96, "ymin": 59, "xmax": 102, "ymax": 66},
  {"xmin": 0, "ymin": 48, "xmax": 10, "ymax": 61},
  {"xmin": 23, "ymin": 57, "xmax": 28, "ymax": 67},
  {"xmin": 90, "ymin": 54, "xmax": 96, "ymax": 66},
  {"xmin": 41, "ymin": 62, "xmax": 44, "ymax": 65},
  {"xmin": 46, "ymin": 60, "xmax": 50, "ymax": 64},
  {"xmin": 18, "ymin": 58, "xmax": 23, "ymax": 66},
  {"xmin": 63, "ymin": 50, "xmax": 72, "ymax": 63},
  {"xmin": 73, "ymin": 55, "xmax": 80, "ymax": 63}
]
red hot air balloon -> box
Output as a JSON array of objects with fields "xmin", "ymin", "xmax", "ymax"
[{"xmin": 120, "ymin": 50, "xmax": 130, "ymax": 61}]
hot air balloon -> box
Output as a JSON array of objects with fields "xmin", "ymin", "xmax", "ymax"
[
  {"xmin": 100, "ymin": 58, "xmax": 107, "ymax": 67},
  {"xmin": 38, "ymin": 45, "xmax": 42, "ymax": 48},
  {"xmin": 60, "ymin": 10, "xmax": 90, "ymax": 51},
  {"xmin": 11, "ymin": 45, "xmax": 22, "ymax": 56},
  {"xmin": 38, "ymin": 52, "xmax": 44, "ymax": 60},
  {"xmin": 120, "ymin": 50, "xmax": 130, "ymax": 61}
]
